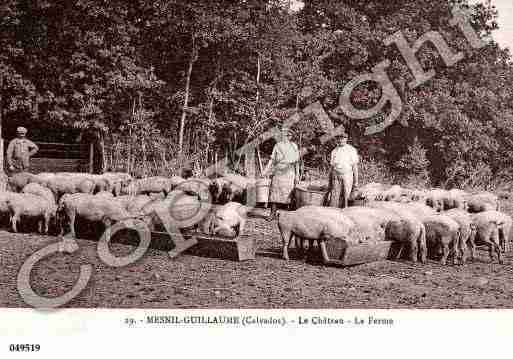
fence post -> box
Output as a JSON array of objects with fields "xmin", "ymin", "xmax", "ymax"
[{"xmin": 89, "ymin": 142, "xmax": 94, "ymax": 174}]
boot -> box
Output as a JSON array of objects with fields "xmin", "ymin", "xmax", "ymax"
[{"xmin": 266, "ymin": 203, "xmax": 278, "ymax": 222}]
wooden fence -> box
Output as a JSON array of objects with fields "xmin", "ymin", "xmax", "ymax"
[{"xmin": 2, "ymin": 139, "xmax": 93, "ymax": 174}]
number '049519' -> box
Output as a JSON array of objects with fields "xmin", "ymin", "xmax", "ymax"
[{"xmin": 9, "ymin": 344, "xmax": 41, "ymax": 352}]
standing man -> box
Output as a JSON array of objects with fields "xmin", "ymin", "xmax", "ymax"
[
  {"xmin": 263, "ymin": 126, "xmax": 300, "ymax": 221},
  {"xmin": 6, "ymin": 127, "xmax": 39, "ymax": 173},
  {"xmin": 329, "ymin": 131, "xmax": 359, "ymax": 208}
]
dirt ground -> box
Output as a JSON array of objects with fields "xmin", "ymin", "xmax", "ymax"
[{"xmin": 1, "ymin": 202, "xmax": 513, "ymax": 309}]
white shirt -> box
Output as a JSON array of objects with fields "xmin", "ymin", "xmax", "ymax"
[{"xmin": 330, "ymin": 144, "xmax": 359, "ymax": 174}]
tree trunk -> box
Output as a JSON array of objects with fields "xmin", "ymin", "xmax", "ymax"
[
  {"xmin": 127, "ymin": 99, "xmax": 135, "ymax": 174},
  {"xmin": 239, "ymin": 53, "xmax": 261, "ymax": 176},
  {"xmin": 206, "ymin": 97, "xmax": 214, "ymax": 169},
  {"xmin": 214, "ymin": 151, "xmax": 218, "ymax": 176},
  {"xmin": 205, "ymin": 68, "xmax": 222, "ymax": 170},
  {"xmin": 89, "ymin": 142, "xmax": 94, "ymax": 174},
  {"xmin": 178, "ymin": 37, "xmax": 198, "ymax": 170},
  {"xmin": 160, "ymin": 143, "xmax": 168, "ymax": 169},
  {"xmin": 255, "ymin": 53, "xmax": 261, "ymax": 112},
  {"xmin": 115, "ymin": 140, "xmax": 120, "ymax": 170},
  {"xmin": 244, "ymin": 144, "xmax": 256, "ymax": 178},
  {"xmin": 193, "ymin": 131, "xmax": 198, "ymax": 156},
  {"xmin": 184, "ymin": 126, "xmax": 190, "ymax": 159},
  {"xmin": 142, "ymin": 138, "xmax": 147, "ymax": 177},
  {"xmin": 108, "ymin": 138, "xmax": 113, "ymax": 171},
  {"xmin": 98, "ymin": 131, "xmax": 106, "ymax": 174},
  {"xmin": 0, "ymin": 76, "xmax": 4, "ymax": 177},
  {"xmin": 298, "ymin": 130, "xmax": 303, "ymax": 180},
  {"xmin": 233, "ymin": 132, "xmax": 238, "ymax": 169}
]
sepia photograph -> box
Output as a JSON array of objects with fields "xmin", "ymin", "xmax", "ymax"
[{"xmin": 1, "ymin": 1, "xmax": 513, "ymax": 350}]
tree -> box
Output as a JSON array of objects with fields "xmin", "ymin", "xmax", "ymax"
[
  {"xmin": 0, "ymin": 0, "xmax": 39, "ymax": 178},
  {"xmin": 1, "ymin": 0, "xmax": 512, "ymax": 185},
  {"xmin": 298, "ymin": 0, "xmax": 513, "ymax": 185}
]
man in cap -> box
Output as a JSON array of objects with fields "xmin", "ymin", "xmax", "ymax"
[
  {"xmin": 6, "ymin": 127, "xmax": 39, "ymax": 173},
  {"xmin": 328, "ymin": 130, "xmax": 359, "ymax": 208}
]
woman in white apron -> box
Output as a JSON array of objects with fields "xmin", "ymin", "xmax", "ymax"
[{"xmin": 263, "ymin": 127, "xmax": 300, "ymax": 221}]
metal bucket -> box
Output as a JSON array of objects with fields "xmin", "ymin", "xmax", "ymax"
[{"xmin": 255, "ymin": 178, "xmax": 270, "ymax": 203}]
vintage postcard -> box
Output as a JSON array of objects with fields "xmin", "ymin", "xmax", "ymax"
[{"xmin": 0, "ymin": 0, "xmax": 512, "ymax": 356}]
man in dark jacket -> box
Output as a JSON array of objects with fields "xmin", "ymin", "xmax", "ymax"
[{"xmin": 6, "ymin": 127, "xmax": 39, "ymax": 173}]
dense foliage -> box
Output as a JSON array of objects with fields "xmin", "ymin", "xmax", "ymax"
[{"xmin": 1, "ymin": 0, "xmax": 512, "ymax": 186}]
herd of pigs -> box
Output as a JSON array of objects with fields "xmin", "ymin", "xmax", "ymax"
[
  {"xmin": 0, "ymin": 171, "xmax": 255, "ymax": 241},
  {"xmin": 278, "ymin": 183, "xmax": 511, "ymax": 266},
  {"xmin": 0, "ymin": 171, "xmax": 511, "ymax": 268}
]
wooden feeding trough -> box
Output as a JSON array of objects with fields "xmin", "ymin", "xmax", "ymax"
[
  {"xmin": 322, "ymin": 238, "xmax": 394, "ymax": 266},
  {"xmin": 135, "ymin": 198, "xmax": 258, "ymax": 261},
  {"xmin": 111, "ymin": 228, "xmax": 198, "ymax": 256},
  {"xmin": 118, "ymin": 229, "xmax": 257, "ymax": 262},
  {"xmin": 187, "ymin": 234, "xmax": 257, "ymax": 262}
]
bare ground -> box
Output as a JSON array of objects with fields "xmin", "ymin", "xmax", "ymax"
[{"xmin": 1, "ymin": 203, "xmax": 513, "ymax": 309}]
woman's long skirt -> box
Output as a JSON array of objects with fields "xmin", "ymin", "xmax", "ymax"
[{"xmin": 269, "ymin": 165, "xmax": 295, "ymax": 204}]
